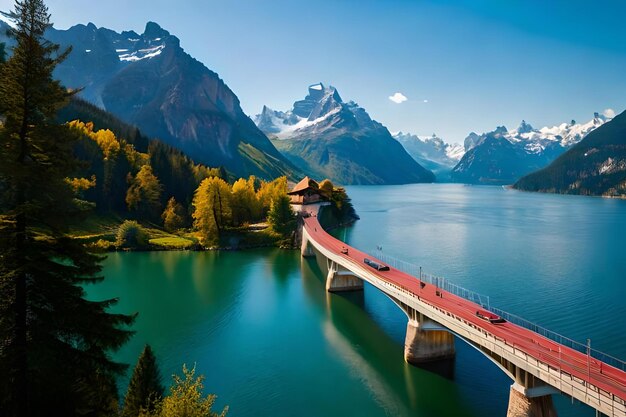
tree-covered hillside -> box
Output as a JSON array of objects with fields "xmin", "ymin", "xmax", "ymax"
[{"xmin": 514, "ymin": 110, "xmax": 626, "ymax": 197}]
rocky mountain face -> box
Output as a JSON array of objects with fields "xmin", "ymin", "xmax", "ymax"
[
  {"xmin": 393, "ymin": 132, "xmax": 463, "ymax": 180},
  {"xmin": 514, "ymin": 110, "xmax": 626, "ymax": 197},
  {"xmin": 0, "ymin": 20, "xmax": 298, "ymax": 180},
  {"xmin": 450, "ymin": 114, "xmax": 611, "ymax": 184},
  {"xmin": 254, "ymin": 83, "xmax": 434, "ymax": 185}
]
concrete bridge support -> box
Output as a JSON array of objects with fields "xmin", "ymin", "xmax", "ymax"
[
  {"xmin": 506, "ymin": 384, "xmax": 558, "ymax": 417},
  {"xmin": 404, "ymin": 320, "xmax": 456, "ymax": 364},
  {"xmin": 402, "ymin": 308, "xmax": 455, "ymax": 364},
  {"xmin": 325, "ymin": 260, "xmax": 363, "ymax": 292},
  {"xmin": 301, "ymin": 234, "xmax": 315, "ymax": 258},
  {"xmin": 504, "ymin": 365, "xmax": 558, "ymax": 417}
]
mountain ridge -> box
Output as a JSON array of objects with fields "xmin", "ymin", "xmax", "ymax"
[
  {"xmin": 255, "ymin": 83, "xmax": 435, "ymax": 185},
  {"xmin": 0, "ymin": 19, "xmax": 300, "ymax": 180}
]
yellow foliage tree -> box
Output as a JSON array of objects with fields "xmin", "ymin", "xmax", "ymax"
[
  {"xmin": 318, "ymin": 178, "xmax": 334, "ymax": 199},
  {"xmin": 192, "ymin": 177, "xmax": 232, "ymax": 245},
  {"xmin": 162, "ymin": 197, "xmax": 186, "ymax": 232},
  {"xmin": 256, "ymin": 176, "xmax": 288, "ymax": 216},
  {"xmin": 231, "ymin": 176, "xmax": 260, "ymax": 225},
  {"xmin": 93, "ymin": 128, "xmax": 120, "ymax": 160},
  {"xmin": 126, "ymin": 165, "xmax": 163, "ymax": 221}
]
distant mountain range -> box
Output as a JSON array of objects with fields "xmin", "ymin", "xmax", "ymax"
[
  {"xmin": 254, "ymin": 83, "xmax": 434, "ymax": 185},
  {"xmin": 0, "ymin": 20, "xmax": 299, "ymax": 180},
  {"xmin": 393, "ymin": 132, "xmax": 463, "ymax": 180},
  {"xmin": 393, "ymin": 113, "xmax": 611, "ymax": 184},
  {"xmin": 514, "ymin": 109, "xmax": 626, "ymax": 197}
]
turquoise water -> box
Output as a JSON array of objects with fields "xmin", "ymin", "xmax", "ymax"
[{"xmin": 87, "ymin": 184, "xmax": 626, "ymax": 416}]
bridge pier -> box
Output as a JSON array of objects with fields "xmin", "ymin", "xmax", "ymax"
[
  {"xmin": 507, "ymin": 383, "xmax": 558, "ymax": 417},
  {"xmin": 301, "ymin": 234, "xmax": 315, "ymax": 258},
  {"xmin": 404, "ymin": 311, "xmax": 455, "ymax": 364},
  {"xmin": 325, "ymin": 260, "xmax": 363, "ymax": 292}
]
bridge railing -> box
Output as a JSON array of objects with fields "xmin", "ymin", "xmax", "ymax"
[
  {"xmin": 371, "ymin": 250, "xmax": 626, "ymax": 373},
  {"xmin": 373, "ymin": 251, "xmax": 491, "ymax": 308},
  {"xmin": 488, "ymin": 306, "xmax": 626, "ymax": 372}
]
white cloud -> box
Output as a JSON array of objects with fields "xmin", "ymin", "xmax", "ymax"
[
  {"xmin": 388, "ymin": 92, "xmax": 408, "ymax": 104},
  {"xmin": 603, "ymin": 108, "xmax": 616, "ymax": 119},
  {"xmin": 423, "ymin": 99, "xmax": 428, "ymax": 103}
]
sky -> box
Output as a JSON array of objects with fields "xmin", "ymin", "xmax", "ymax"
[{"xmin": 1, "ymin": 0, "xmax": 625, "ymax": 144}]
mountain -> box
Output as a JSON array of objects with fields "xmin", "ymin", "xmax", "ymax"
[
  {"xmin": 514, "ymin": 109, "xmax": 626, "ymax": 197},
  {"xmin": 254, "ymin": 83, "xmax": 434, "ymax": 185},
  {"xmin": 393, "ymin": 132, "xmax": 463, "ymax": 180},
  {"xmin": 450, "ymin": 113, "xmax": 611, "ymax": 184},
  {"xmin": 0, "ymin": 20, "xmax": 298, "ymax": 180}
]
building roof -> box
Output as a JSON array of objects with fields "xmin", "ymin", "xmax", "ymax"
[{"xmin": 288, "ymin": 176, "xmax": 319, "ymax": 195}]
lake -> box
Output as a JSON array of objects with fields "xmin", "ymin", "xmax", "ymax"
[{"xmin": 87, "ymin": 184, "xmax": 626, "ymax": 416}]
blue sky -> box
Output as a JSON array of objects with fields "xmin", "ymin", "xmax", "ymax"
[{"xmin": 2, "ymin": 0, "xmax": 625, "ymax": 143}]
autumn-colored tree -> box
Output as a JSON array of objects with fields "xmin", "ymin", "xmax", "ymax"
[
  {"xmin": 162, "ymin": 197, "xmax": 186, "ymax": 232},
  {"xmin": 256, "ymin": 176, "xmax": 288, "ymax": 216},
  {"xmin": 230, "ymin": 176, "xmax": 260, "ymax": 225},
  {"xmin": 192, "ymin": 177, "xmax": 232, "ymax": 245},
  {"xmin": 318, "ymin": 178, "xmax": 334, "ymax": 199},
  {"xmin": 126, "ymin": 165, "xmax": 163, "ymax": 221},
  {"xmin": 143, "ymin": 365, "xmax": 227, "ymax": 417},
  {"xmin": 93, "ymin": 128, "xmax": 121, "ymax": 160}
]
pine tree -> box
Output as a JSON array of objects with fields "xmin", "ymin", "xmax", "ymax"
[
  {"xmin": 0, "ymin": 1, "xmax": 135, "ymax": 415},
  {"xmin": 267, "ymin": 194, "xmax": 296, "ymax": 238},
  {"xmin": 123, "ymin": 345, "xmax": 164, "ymax": 417}
]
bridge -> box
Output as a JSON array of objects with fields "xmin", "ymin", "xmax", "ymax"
[{"xmin": 299, "ymin": 211, "xmax": 626, "ymax": 417}]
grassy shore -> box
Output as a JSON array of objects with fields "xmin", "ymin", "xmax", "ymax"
[{"xmin": 68, "ymin": 216, "xmax": 285, "ymax": 252}]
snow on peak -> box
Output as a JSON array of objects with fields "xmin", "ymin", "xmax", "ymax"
[
  {"xmin": 118, "ymin": 44, "xmax": 165, "ymax": 62},
  {"xmin": 393, "ymin": 131, "xmax": 465, "ymax": 163},
  {"xmin": 310, "ymin": 83, "xmax": 323, "ymax": 91}
]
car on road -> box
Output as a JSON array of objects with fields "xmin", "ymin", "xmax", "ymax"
[{"xmin": 364, "ymin": 258, "xmax": 390, "ymax": 271}]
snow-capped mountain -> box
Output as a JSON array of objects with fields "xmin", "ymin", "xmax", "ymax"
[
  {"xmin": 393, "ymin": 132, "xmax": 463, "ymax": 179},
  {"xmin": 254, "ymin": 83, "xmax": 434, "ymax": 185},
  {"xmin": 451, "ymin": 112, "xmax": 612, "ymax": 184},
  {"xmin": 0, "ymin": 19, "xmax": 298, "ymax": 179}
]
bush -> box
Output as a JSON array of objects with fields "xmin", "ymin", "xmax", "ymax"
[
  {"xmin": 116, "ymin": 220, "xmax": 149, "ymax": 249},
  {"xmin": 88, "ymin": 238, "xmax": 116, "ymax": 252}
]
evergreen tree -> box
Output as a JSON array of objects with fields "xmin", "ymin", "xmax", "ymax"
[
  {"xmin": 267, "ymin": 194, "xmax": 296, "ymax": 238},
  {"xmin": 162, "ymin": 197, "xmax": 185, "ymax": 232},
  {"xmin": 0, "ymin": 1, "xmax": 135, "ymax": 415},
  {"xmin": 123, "ymin": 345, "xmax": 164, "ymax": 417}
]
